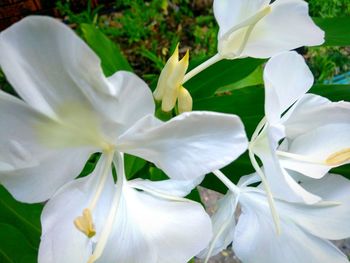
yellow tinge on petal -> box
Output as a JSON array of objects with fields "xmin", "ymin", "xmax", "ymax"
[
  {"xmin": 74, "ymin": 208, "xmax": 96, "ymax": 238},
  {"xmin": 153, "ymin": 44, "xmax": 192, "ymax": 113},
  {"xmin": 325, "ymin": 148, "xmax": 350, "ymax": 166},
  {"xmin": 36, "ymin": 102, "xmax": 111, "ymax": 150}
]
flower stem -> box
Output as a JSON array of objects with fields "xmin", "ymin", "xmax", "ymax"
[{"xmin": 182, "ymin": 53, "xmax": 223, "ymax": 84}]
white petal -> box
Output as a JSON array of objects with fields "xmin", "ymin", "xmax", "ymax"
[
  {"xmin": 243, "ymin": 0, "xmax": 324, "ymax": 58},
  {"xmin": 234, "ymin": 191, "xmax": 348, "ymax": 263},
  {"xmin": 280, "ymin": 94, "xmax": 350, "ymax": 177},
  {"xmin": 39, "ymin": 156, "xmax": 115, "ymax": 263},
  {"xmin": 90, "ymin": 71, "xmax": 155, "ymax": 135},
  {"xmin": 263, "ymin": 51, "xmax": 314, "ymax": 123},
  {"xmin": 198, "ymin": 192, "xmax": 237, "ymax": 259},
  {"xmin": 0, "ymin": 16, "xmax": 111, "ymax": 117},
  {"xmin": 97, "ymin": 184, "xmax": 212, "ymax": 263},
  {"xmin": 213, "ymin": 0, "xmax": 269, "ymax": 39},
  {"xmin": 0, "ymin": 91, "xmax": 93, "ymax": 203},
  {"xmin": 118, "ymin": 112, "xmax": 248, "ymax": 180},
  {"xmin": 285, "ymin": 174, "xmax": 350, "ymax": 240},
  {"xmin": 253, "ymin": 124, "xmax": 321, "ymax": 204},
  {"xmin": 129, "ymin": 176, "xmax": 204, "ymax": 197}
]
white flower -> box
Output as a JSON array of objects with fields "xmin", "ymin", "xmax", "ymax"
[
  {"xmin": 0, "ymin": 16, "xmax": 248, "ymax": 204},
  {"xmin": 39, "ymin": 153, "xmax": 212, "ymax": 263},
  {"xmin": 250, "ymin": 51, "xmax": 350, "ymax": 204},
  {"xmin": 213, "ymin": 0, "xmax": 324, "ymax": 59},
  {"xmin": 199, "ymin": 173, "xmax": 350, "ymax": 263}
]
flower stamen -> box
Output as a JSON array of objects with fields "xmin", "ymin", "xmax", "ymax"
[
  {"xmin": 325, "ymin": 148, "xmax": 350, "ymax": 166},
  {"xmin": 74, "ymin": 208, "xmax": 96, "ymax": 238}
]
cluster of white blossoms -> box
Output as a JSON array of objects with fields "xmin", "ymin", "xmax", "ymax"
[{"xmin": 0, "ymin": 0, "xmax": 349, "ymax": 262}]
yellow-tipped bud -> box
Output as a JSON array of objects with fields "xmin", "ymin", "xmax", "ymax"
[
  {"xmin": 177, "ymin": 87, "xmax": 193, "ymax": 113},
  {"xmin": 325, "ymin": 148, "xmax": 350, "ymax": 166},
  {"xmin": 153, "ymin": 44, "xmax": 191, "ymax": 113},
  {"xmin": 74, "ymin": 208, "xmax": 96, "ymax": 238}
]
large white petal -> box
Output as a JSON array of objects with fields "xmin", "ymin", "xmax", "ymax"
[
  {"xmin": 198, "ymin": 192, "xmax": 237, "ymax": 259},
  {"xmin": 234, "ymin": 190, "xmax": 348, "ymax": 263},
  {"xmin": 97, "ymin": 183, "xmax": 212, "ymax": 263},
  {"xmin": 263, "ymin": 51, "xmax": 314, "ymax": 123},
  {"xmin": 0, "ymin": 91, "xmax": 93, "ymax": 203},
  {"xmin": 39, "ymin": 156, "xmax": 115, "ymax": 263},
  {"xmin": 117, "ymin": 112, "xmax": 248, "ymax": 180},
  {"xmin": 243, "ymin": 0, "xmax": 324, "ymax": 58},
  {"xmin": 213, "ymin": 0, "xmax": 269, "ymax": 39},
  {"xmin": 0, "ymin": 16, "xmax": 113, "ymax": 117},
  {"xmin": 283, "ymin": 174, "xmax": 350, "ymax": 240}
]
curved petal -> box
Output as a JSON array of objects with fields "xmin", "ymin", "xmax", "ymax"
[
  {"xmin": 253, "ymin": 124, "xmax": 321, "ymax": 204},
  {"xmin": 97, "ymin": 184, "xmax": 212, "ymax": 263},
  {"xmin": 198, "ymin": 192, "xmax": 237, "ymax": 259},
  {"xmin": 281, "ymin": 123, "xmax": 350, "ymax": 177},
  {"xmin": 0, "ymin": 91, "xmax": 93, "ymax": 203},
  {"xmin": 214, "ymin": 0, "xmax": 270, "ymax": 38},
  {"xmin": 39, "ymin": 156, "xmax": 115, "ymax": 263},
  {"xmin": 234, "ymin": 191, "xmax": 348, "ymax": 263},
  {"xmin": 263, "ymin": 51, "xmax": 314, "ymax": 123},
  {"xmin": 129, "ymin": 176, "xmax": 204, "ymax": 197},
  {"xmin": 117, "ymin": 112, "xmax": 248, "ymax": 180},
  {"xmin": 0, "ymin": 16, "xmax": 111, "ymax": 117},
  {"xmin": 285, "ymin": 174, "xmax": 350, "ymax": 240},
  {"xmin": 243, "ymin": 0, "xmax": 324, "ymax": 58},
  {"xmin": 280, "ymin": 94, "xmax": 350, "ymax": 178},
  {"xmin": 282, "ymin": 94, "xmax": 350, "ymax": 138},
  {"xmin": 98, "ymin": 71, "xmax": 155, "ymax": 135}
]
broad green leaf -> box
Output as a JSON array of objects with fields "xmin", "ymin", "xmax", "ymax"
[
  {"xmin": 0, "ymin": 186, "xmax": 43, "ymax": 247},
  {"xmin": 81, "ymin": 24, "xmax": 132, "ymax": 76},
  {"xmin": 314, "ymin": 17, "xmax": 350, "ymax": 46},
  {"xmin": 217, "ymin": 66, "xmax": 263, "ymax": 93},
  {"xmin": 0, "ymin": 223, "xmax": 37, "ymax": 263},
  {"xmin": 186, "ymin": 58, "xmax": 265, "ymax": 98}
]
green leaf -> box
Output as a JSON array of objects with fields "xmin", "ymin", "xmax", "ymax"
[
  {"xmin": 124, "ymin": 154, "xmax": 147, "ymax": 180},
  {"xmin": 310, "ymin": 84, "xmax": 350, "ymax": 101},
  {"xmin": 0, "ymin": 223, "xmax": 37, "ymax": 263},
  {"xmin": 186, "ymin": 58, "xmax": 265, "ymax": 98},
  {"xmin": 80, "ymin": 24, "xmax": 132, "ymax": 76},
  {"xmin": 0, "ymin": 186, "xmax": 43, "ymax": 248},
  {"xmin": 314, "ymin": 17, "xmax": 350, "ymax": 46}
]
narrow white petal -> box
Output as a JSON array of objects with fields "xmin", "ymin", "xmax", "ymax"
[
  {"xmin": 118, "ymin": 112, "xmax": 248, "ymax": 180},
  {"xmin": 243, "ymin": 0, "xmax": 324, "ymax": 58},
  {"xmin": 97, "ymin": 184, "xmax": 212, "ymax": 263},
  {"xmin": 129, "ymin": 176, "xmax": 204, "ymax": 198}
]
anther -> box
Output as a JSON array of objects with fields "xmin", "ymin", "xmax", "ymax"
[
  {"xmin": 325, "ymin": 148, "xmax": 350, "ymax": 166},
  {"xmin": 74, "ymin": 208, "xmax": 96, "ymax": 238}
]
